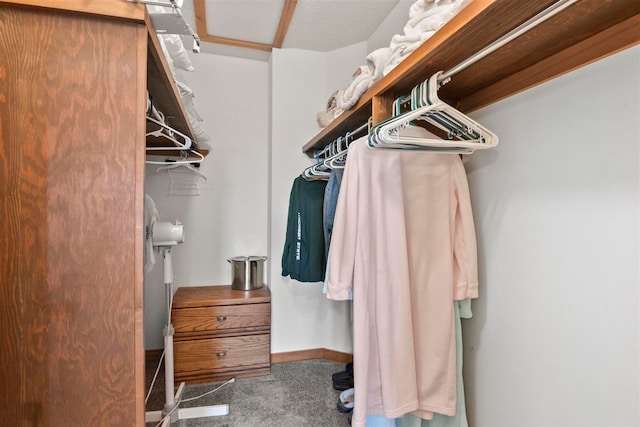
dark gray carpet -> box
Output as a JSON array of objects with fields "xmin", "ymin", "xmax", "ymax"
[{"xmin": 146, "ymin": 358, "xmax": 352, "ymax": 426}]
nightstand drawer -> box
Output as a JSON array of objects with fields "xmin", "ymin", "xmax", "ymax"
[
  {"xmin": 172, "ymin": 285, "xmax": 271, "ymax": 384},
  {"xmin": 173, "ymin": 303, "xmax": 270, "ymax": 338},
  {"xmin": 174, "ymin": 334, "xmax": 270, "ymax": 375}
]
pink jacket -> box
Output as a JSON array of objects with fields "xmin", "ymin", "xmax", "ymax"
[{"xmin": 327, "ymin": 128, "xmax": 478, "ymax": 426}]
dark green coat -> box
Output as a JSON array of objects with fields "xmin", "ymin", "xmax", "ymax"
[{"xmin": 282, "ymin": 176, "xmax": 327, "ymax": 282}]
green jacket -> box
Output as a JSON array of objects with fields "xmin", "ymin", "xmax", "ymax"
[{"xmin": 282, "ymin": 176, "xmax": 327, "ymax": 282}]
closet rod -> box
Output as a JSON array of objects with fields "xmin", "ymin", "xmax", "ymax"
[{"xmin": 439, "ymin": 0, "xmax": 578, "ymax": 83}]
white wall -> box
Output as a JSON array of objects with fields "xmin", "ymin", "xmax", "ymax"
[
  {"xmin": 269, "ymin": 42, "xmax": 367, "ymax": 354},
  {"xmin": 144, "ymin": 53, "xmax": 269, "ymax": 349},
  {"xmin": 463, "ymin": 46, "xmax": 640, "ymax": 426}
]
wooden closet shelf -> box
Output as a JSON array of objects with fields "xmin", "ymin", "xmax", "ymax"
[
  {"xmin": 302, "ymin": 0, "xmax": 640, "ymax": 155},
  {"xmin": 145, "ymin": 14, "xmax": 206, "ymax": 157},
  {"xmin": 3, "ymin": 1, "xmax": 203, "ymax": 157}
]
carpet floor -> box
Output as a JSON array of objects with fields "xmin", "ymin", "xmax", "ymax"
[{"xmin": 145, "ymin": 358, "xmax": 352, "ymax": 426}]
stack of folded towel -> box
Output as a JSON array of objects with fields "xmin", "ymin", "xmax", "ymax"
[
  {"xmin": 317, "ymin": 47, "xmax": 393, "ymax": 127},
  {"xmin": 384, "ymin": 0, "xmax": 468, "ymax": 75},
  {"xmin": 317, "ymin": 90, "xmax": 345, "ymax": 128},
  {"xmin": 335, "ymin": 47, "xmax": 393, "ymax": 113},
  {"xmin": 317, "ymin": 0, "xmax": 469, "ymax": 128}
]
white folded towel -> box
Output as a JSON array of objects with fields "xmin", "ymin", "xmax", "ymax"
[
  {"xmin": 337, "ymin": 66, "xmax": 373, "ymax": 112},
  {"xmin": 384, "ymin": 0, "xmax": 468, "ymax": 76},
  {"xmin": 405, "ymin": 1, "xmax": 464, "ymax": 35},
  {"xmin": 317, "ymin": 90, "xmax": 345, "ymax": 128},
  {"xmin": 385, "ymin": 31, "xmax": 435, "ymax": 75},
  {"xmin": 408, "ymin": 0, "xmax": 437, "ymax": 18},
  {"xmin": 366, "ymin": 47, "xmax": 393, "ymax": 83}
]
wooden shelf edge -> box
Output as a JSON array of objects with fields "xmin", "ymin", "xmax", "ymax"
[
  {"xmin": 302, "ymin": 98, "xmax": 372, "ymax": 155},
  {"xmin": 301, "ymin": 0, "xmax": 640, "ymax": 155},
  {"xmin": 145, "ymin": 12, "xmax": 202, "ymax": 156},
  {"xmin": 172, "ymin": 286, "xmax": 271, "ymax": 308},
  {"xmin": 301, "ymin": 0, "xmax": 528, "ymax": 155},
  {"xmin": 458, "ymin": 14, "xmax": 640, "ymax": 113},
  {"xmin": 0, "ymin": 0, "xmax": 146, "ymax": 21},
  {"xmin": 145, "ymin": 148, "xmax": 209, "ymax": 159},
  {"xmin": 371, "ymin": 0, "xmax": 502, "ymax": 97}
]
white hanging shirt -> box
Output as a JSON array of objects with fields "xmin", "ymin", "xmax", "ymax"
[{"xmin": 326, "ymin": 127, "xmax": 479, "ymax": 427}]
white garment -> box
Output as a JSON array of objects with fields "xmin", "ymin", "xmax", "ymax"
[{"xmin": 327, "ymin": 127, "xmax": 478, "ymax": 427}]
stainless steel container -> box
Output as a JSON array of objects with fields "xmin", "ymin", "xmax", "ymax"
[{"xmin": 228, "ymin": 256, "xmax": 267, "ymax": 291}]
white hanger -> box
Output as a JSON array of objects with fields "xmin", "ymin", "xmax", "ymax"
[
  {"xmin": 302, "ymin": 162, "xmax": 331, "ymax": 180},
  {"xmin": 368, "ymin": 71, "xmax": 497, "ymax": 153},
  {"xmin": 156, "ymin": 162, "xmax": 208, "ymax": 180},
  {"xmin": 146, "ymin": 115, "xmax": 193, "ymax": 152},
  {"xmin": 145, "ymin": 150, "xmax": 204, "ymax": 165},
  {"xmin": 322, "ymin": 122, "xmax": 367, "ymax": 169},
  {"xmin": 145, "ymin": 111, "xmax": 205, "ymax": 165},
  {"xmin": 323, "ymin": 136, "xmax": 348, "ymax": 169}
]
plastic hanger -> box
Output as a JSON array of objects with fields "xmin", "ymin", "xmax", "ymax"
[
  {"xmin": 156, "ymin": 162, "xmax": 208, "ymax": 180},
  {"xmin": 146, "ymin": 115, "xmax": 193, "ymax": 152},
  {"xmin": 145, "ymin": 149, "xmax": 204, "ymax": 165},
  {"xmin": 302, "ymin": 161, "xmax": 330, "ymax": 180},
  {"xmin": 368, "ymin": 71, "xmax": 497, "ymax": 153}
]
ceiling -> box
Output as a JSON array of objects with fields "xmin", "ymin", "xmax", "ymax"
[{"xmin": 178, "ymin": 0, "xmax": 406, "ymax": 61}]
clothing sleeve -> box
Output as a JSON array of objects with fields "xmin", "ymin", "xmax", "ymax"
[
  {"xmin": 458, "ymin": 298, "xmax": 473, "ymax": 319},
  {"xmin": 326, "ymin": 152, "xmax": 359, "ymax": 301},
  {"xmin": 281, "ymin": 178, "xmax": 297, "ymax": 277},
  {"xmin": 452, "ymin": 161, "xmax": 479, "ymax": 300}
]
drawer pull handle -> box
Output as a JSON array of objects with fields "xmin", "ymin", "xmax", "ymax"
[
  {"xmin": 216, "ymin": 352, "xmax": 227, "ymax": 358},
  {"xmin": 216, "ymin": 316, "xmax": 227, "ymax": 321}
]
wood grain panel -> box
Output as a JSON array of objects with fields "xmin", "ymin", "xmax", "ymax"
[
  {"xmin": 193, "ymin": 0, "xmax": 208, "ymax": 40},
  {"xmin": 270, "ymin": 348, "xmax": 354, "ymax": 364},
  {"xmin": 321, "ymin": 349, "xmax": 354, "ymax": 364},
  {"xmin": 173, "ymin": 303, "xmax": 271, "ymax": 338},
  {"xmin": 0, "ymin": 0, "xmax": 145, "ymax": 21},
  {"xmin": 273, "ymin": 0, "xmax": 298, "ymax": 48},
  {"xmin": 375, "ymin": 0, "xmax": 559, "ymax": 97},
  {"xmin": 0, "ymin": 6, "xmax": 144, "ymax": 425},
  {"xmin": 133, "ymin": 21, "xmax": 148, "ymax": 427},
  {"xmin": 173, "ymin": 285, "xmax": 271, "ymax": 308},
  {"xmin": 270, "ymin": 349, "xmax": 324, "ymax": 364},
  {"xmin": 458, "ymin": 13, "xmax": 640, "ymax": 112},
  {"xmin": 441, "ymin": 0, "xmax": 640, "ymax": 104},
  {"xmin": 174, "ymin": 334, "xmax": 271, "ymax": 374},
  {"xmin": 175, "ymin": 366, "xmax": 271, "ymax": 384},
  {"xmin": 372, "ymin": 93, "xmax": 397, "ymax": 126},
  {"xmin": 199, "ymin": 33, "xmax": 273, "ymax": 52}
]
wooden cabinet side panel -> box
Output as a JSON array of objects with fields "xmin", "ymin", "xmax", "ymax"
[{"xmin": 0, "ymin": 7, "xmax": 144, "ymax": 426}]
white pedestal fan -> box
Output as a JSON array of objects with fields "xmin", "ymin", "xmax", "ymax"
[{"xmin": 144, "ymin": 221, "xmax": 231, "ymax": 426}]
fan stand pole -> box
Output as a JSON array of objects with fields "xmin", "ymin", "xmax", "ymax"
[{"xmin": 145, "ymin": 249, "xmax": 230, "ymax": 426}]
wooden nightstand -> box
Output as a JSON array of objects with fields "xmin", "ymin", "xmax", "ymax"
[{"xmin": 172, "ymin": 285, "xmax": 271, "ymax": 384}]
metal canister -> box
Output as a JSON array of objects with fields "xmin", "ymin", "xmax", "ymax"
[{"xmin": 227, "ymin": 256, "xmax": 267, "ymax": 291}]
